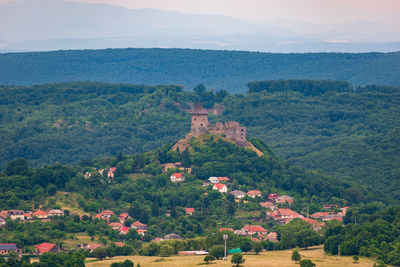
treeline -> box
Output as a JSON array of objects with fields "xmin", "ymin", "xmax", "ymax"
[
  {"xmin": 247, "ymin": 80, "xmax": 353, "ymax": 96},
  {"xmin": 1, "ymin": 48, "xmax": 400, "ymax": 92},
  {"xmin": 324, "ymin": 205, "xmax": 400, "ymax": 266}
]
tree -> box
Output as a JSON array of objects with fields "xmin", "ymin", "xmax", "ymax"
[
  {"xmin": 300, "ymin": 259, "xmax": 315, "ymax": 267},
  {"xmin": 231, "ymin": 253, "xmax": 245, "ymax": 267},
  {"xmin": 292, "ymin": 249, "xmax": 301, "ymax": 263},
  {"xmin": 93, "ymin": 247, "xmax": 108, "ymax": 260},
  {"xmin": 353, "ymin": 255, "xmax": 359, "ymax": 263},
  {"xmin": 181, "ymin": 148, "xmax": 192, "ymax": 168},
  {"xmin": 253, "ymin": 242, "xmax": 263, "ymax": 255},
  {"xmin": 159, "ymin": 244, "xmax": 174, "ymax": 257},
  {"xmin": 204, "ymin": 255, "xmax": 216, "ymax": 263},
  {"xmin": 5, "ymin": 158, "xmax": 29, "ymax": 176},
  {"xmin": 209, "ymin": 245, "xmax": 225, "ymax": 259}
]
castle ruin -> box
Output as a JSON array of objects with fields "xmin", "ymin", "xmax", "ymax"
[{"xmin": 172, "ymin": 102, "xmax": 247, "ymax": 152}]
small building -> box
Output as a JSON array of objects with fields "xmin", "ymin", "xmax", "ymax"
[
  {"xmin": 230, "ymin": 190, "xmax": 246, "ymax": 199},
  {"xmin": 108, "ymin": 167, "xmax": 117, "ymax": 179},
  {"xmin": 24, "ymin": 213, "xmax": 33, "ymax": 221},
  {"xmin": 35, "ymin": 243, "xmax": 58, "ymax": 254},
  {"xmin": 108, "ymin": 222, "xmax": 123, "ymax": 230},
  {"xmin": 275, "ymin": 195, "xmax": 293, "ymax": 205},
  {"xmin": 164, "ymin": 233, "xmax": 182, "ymax": 240},
  {"xmin": 247, "ymin": 190, "xmax": 262, "ymax": 198},
  {"xmin": 213, "ymin": 183, "xmax": 227, "ymax": 193},
  {"xmin": 87, "ymin": 243, "xmax": 102, "ymax": 251},
  {"xmin": 9, "ymin": 210, "xmax": 25, "ymax": 220},
  {"xmin": 0, "ymin": 244, "xmax": 21, "ymax": 255},
  {"xmin": 184, "ymin": 208, "xmax": 195, "ymax": 215},
  {"xmin": 131, "ymin": 221, "xmax": 148, "ymax": 230},
  {"xmin": 264, "ymin": 232, "xmax": 278, "ymax": 242},
  {"xmin": 268, "ymin": 193, "xmax": 279, "ymax": 201},
  {"xmin": 32, "ymin": 210, "xmax": 48, "ymax": 219},
  {"xmin": 208, "ymin": 177, "xmax": 219, "ymax": 184},
  {"xmin": 48, "ymin": 209, "xmax": 64, "ymax": 217},
  {"xmin": 97, "ymin": 210, "xmax": 115, "ymax": 220},
  {"xmin": 242, "ymin": 225, "xmax": 267, "ymax": 235},
  {"xmin": 170, "ymin": 173, "xmax": 185, "ymax": 182},
  {"xmin": 118, "ymin": 227, "xmax": 130, "ymax": 235},
  {"xmin": 259, "ymin": 201, "xmax": 275, "ymax": 209}
]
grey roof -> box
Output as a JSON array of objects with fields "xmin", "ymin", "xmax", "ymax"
[
  {"xmin": 230, "ymin": 190, "xmax": 246, "ymax": 195},
  {"xmin": 0, "ymin": 244, "xmax": 18, "ymax": 250},
  {"xmin": 164, "ymin": 233, "xmax": 182, "ymax": 240}
]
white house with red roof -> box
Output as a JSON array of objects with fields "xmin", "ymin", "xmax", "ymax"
[
  {"xmin": 170, "ymin": 173, "xmax": 185, "ymax": 182},
  {"xmin": 268, "ymin": 193, "xmax": 279, "ymax": 201},
  {"xmin": 213, "ymin": 183, "xmax": 227, "ymax": 193},
  {"xmin": 184, "ymin": 208, "xmax": 195, "ymax": 215},
  {"xmin": 118, "ymin": 227, "xmax": 130, "ymax": 235},
  {"xmin": 259, "ymin": 201, "xmax": 275, "ymax": 209},
  {"xmin": 108, "ymin": 167, "xmax": 117, "ymax": 179},
  {"xmin": 247, "ymin": 190, "xmax": 262, "ymax": 198},
  {"xmin": 131, "ymin": 220, "xmax": 148, "ymax": 230},
  {"xmin": 268, "ymin": 208, "xmax": 303, "ymax": 223},
  {"xmin": 241, "ymin": 225, "xmax": 267, "ymax": 235},
  {"xmin": 108, "ymin": 222, "xmax": 123, "ymax": 230},
  {"xmin": 118, "ymin": 213, "xmax": 130, "ymax": 223},
  {"xmin": 275, "ymin": 195, "xmax": 294, "ymax": 205},
  {"xmin": 32, "ymin": 210, "xmax": 48, "ymax": 219}
]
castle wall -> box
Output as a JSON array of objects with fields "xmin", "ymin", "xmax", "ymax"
[{"xmin": 191, "ymin": 113, "xmax": 208, "ymax": 136}]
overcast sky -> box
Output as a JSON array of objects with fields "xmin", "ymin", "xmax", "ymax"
[
  {"xmin": 59, "ymin": 0, "xmax": 400, "ymax": 26},
  {"xmin": 1, "ymin": 0, "xmax": 399, "ymax": 26}
]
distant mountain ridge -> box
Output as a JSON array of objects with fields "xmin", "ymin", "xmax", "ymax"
[
  {"xmin": 0, "ymin": 0, "xmax": 399, "ymax": 52},
  {"xmin": 1, "ymin": 48, "xmax": 399, "ymax": 92}
]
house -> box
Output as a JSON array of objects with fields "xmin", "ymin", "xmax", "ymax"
[
  {"xmin": 340, "ymin": 207, "xmax": 349, "ymax": 215},
  {"xmin": 217, "ymin": 177, "xmax": 230, "ymax": 183},
  {"xmin": 32, "ymin": 210, "xmax": 48, "ymax": 219},
  {"xmin": 264, "ymin": 232, "xmax": 278, "ymax": 242},
  {"xmin": 275, "ymin": 195, "xmax": 293, "ymax": 205},
  {"xmin": 152, "ymin": 237, "xmax": 164, "ymax": 242},
  {"xmin": 230, "ymin": 190, "xmax": 246, "ymax": 199},
  {"xmin": 234, "ymin": 229, "xmax": 248, "ymax": 236},
  {"xmin": 9, "ymin": 210, "xmax": 25, "ymax": 220},
  {"xmin": 97, "ymin": 210, "xmax": 115, "ymax": 220},
  {"xmin": 170, "ymin": 173, "xmax": 185, "ymax": 182},
  {"xmin": 208, "ymin": 177, "xmax": 219, "ymax": 184},
  {"xmin": 48, "ymin": 209, "xmax": 64, "ymax": 217},
  {"xmin": 118, "ymin": 227, "xmax": 130, "ymax": 235},
  {"xmin": 108, "ymin": 167, "xmax": 117, "ymax": 179},
  {"xmin": 87, "ymin": 243, "xmax": 102, "ymax": 251},
  {"xmin": 35, "ymin": 243, "xmax": 58, "ymax": 254},
  {"xmin": 24, "ymin": 213, "xmax": 33, "ymax": 221},
  {"xmin": 213, "ymin": 183, "xmax": 227, "ymax": 193},
  {"xmin": 323, "ymin": 204, "xmax": 338, "ymax": 209},
  {"xmin": 321, "ymin": 214, "xmax": 344, "ymax": 222},
  {"xmin": 118, "ymin": 213, "xmax": 130, "ymax": 223},
  {"xmin": 247, "ymin": 190, "xmax": 262, "ymax": 198},
  {"xmin": 108, "ymin": 222, "xmax": 123, "ymax": 230},
  {"xmin": 164, "ymin": 233, "xmax": 182, "ymax": 240},
  {"xmin": 259, "ymin": 201, "xmax": 275, "ymax": 209},
  {"xmin": 131, "ymin": 221, "xmax": 148, "ymax": 230},
  {"xmin": 268, "ymin": 208, "xmax": 303, "ymax": 223},
  {"xmin": 268, "ymin": 193, "xmax": 279, "ymax": 201},
  {"xmin": 0, "ymin": 217, "xmax": 6, "ymax": 227},
  {"xmin": 242, "ymin": 225, "xmax": 267, "ymax": 235},
  {"xmin": 219, "ymin": 228, "xmax": 234, "ymax": 232},
  {"xmin": 0, "ymin": 244, "xmax": 21, "ymax": 255},
  {"xmin": 137, "ymin": 229, "xmax": 147, "ymax": 235},
  {"xmin": 184, "ymin": 208, "xmax": 195, "ymax": 215}
]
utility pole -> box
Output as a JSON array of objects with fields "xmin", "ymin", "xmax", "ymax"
[
  {"xmin": 223, "ymin": 234, "xmax": 228, "ymax": 260},
  {"xmin": 338, "ymin": 245, "xmax": 340, "ymax": 261}
]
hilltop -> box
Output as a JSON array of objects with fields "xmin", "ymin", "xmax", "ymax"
[
  {"xmin": 1, "ymin": 81, "xmax": 399, "ymax": 200},
  {"xmin": 1, "ymin": 48, "xmax": 400, "ymax": 92}
]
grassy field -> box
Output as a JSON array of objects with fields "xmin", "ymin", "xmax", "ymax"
[{"xmin": 85, "ymin": 246, "xmax": 378, "ymax": 267}]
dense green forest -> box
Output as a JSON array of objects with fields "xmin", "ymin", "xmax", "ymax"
[
  {"xmin": 1, "ymin": 81, "xmax": 399, "ymax": 201},
  {"xmin": 1, "ymin": 48, "xmax": 400, "ymax": 92}
]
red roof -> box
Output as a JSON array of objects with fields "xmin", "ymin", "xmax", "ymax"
[
  {"xmin": 119, "ymin": 213, "xmax": 129, "ymax": 220},
  {"xmin": 260, "ymin": 201, "xmax": 275, "ymax": 208},
  {"xmin": 109, "ymin": 167, "xmax": 117, "ymax": 173},
  {"xmin": 101, "ymin": 210, "xmax": 115, "ymax": 216},
  {"xmin": 119, "ymin": 227, "xmax": 130, "ymax": 233},
  {"xmin": 32, "ymin": 210, "xmax": 47, "ymax": 216},
  {"xmin": 132, "ymin": 220, "xmax": 146, "ymax": 227},
  {"xmin": 217, "ymin": 177, "xmax": 230, "ymax": 182},
  {"xmin": 243, "ymin": 225, "xmax": 267, "ymax": 233},
  {"xmin": 172, "ymin": 173, "xmax": 182, "ymax": 178},
  {"xmin": 247, "ymin": 190, "xmax": 262, "ymax": 196},
  {"xmin": 114, "ymin": 242, "xmax": 124, "ymax": 247},
  {"xmin": 184, "ymin": 208, "xmax": 195, "ymax": 214},
  {"xmin": 108, "ymin": 222, "xmax": 123, "ymax": 227},
  {"xmin": 310, "ymin": 212, "xmax": 331, "ymax": 218},
  {"xmin": 301, "ymin": 217, "xmax": 319, "ymax": 225},
  {"xmin": 272, "ymin": 208, "xmax": 302, "ymax": 218},
  {"xmin": 213, "ymin": 183, "xmax": 226, "ymax": 190},
  {"xmin": 268, "ymin": 193, "xmax": 279, "ymax": 199},
  {"xmin": 35, "ymin": 243, "xmax": 57, "ymax": 253}
]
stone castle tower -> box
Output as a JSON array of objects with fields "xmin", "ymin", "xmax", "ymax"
[{"xmin": 190, "ymin": 102, "xmax": 209, "ymax": 136}]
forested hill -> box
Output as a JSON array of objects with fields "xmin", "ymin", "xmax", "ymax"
[
  {"xmin": 1, "ymin": 81, "xmax": 399, "ymax": 201},
  {"xmin": 1, "ymin": 48, "xmax": 400, "ymax": 92}
]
